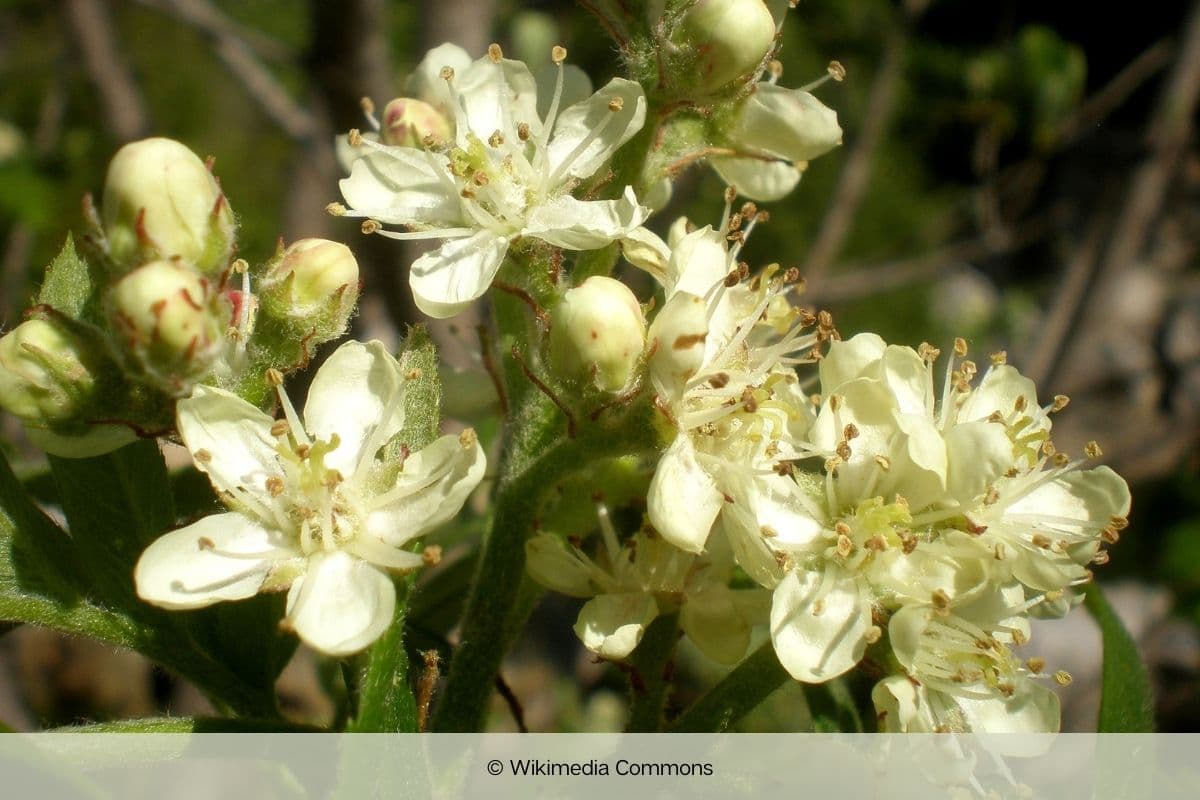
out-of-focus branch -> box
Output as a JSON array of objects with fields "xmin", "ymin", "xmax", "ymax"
[
  {"xmin": 136, "ymin": 0, "xmax": 318, "ymax": 142},
  {"xmin": 801, "ymin": 3, "xmax": 925, "ymax": 288},
  {"xmin": 63, "ymin": 0, "xmax": 149, "ymax": 142},
  {"xmin": 421, "ymin": 0, "xmax": 496, "ymax": 55},
  {"xmin": 1027, "ymin": 1, "xmax": 1200, "ymax": 388},
  {"xmin": 130, "ymin": 0, "xmax": 296, "ymax": 64}
]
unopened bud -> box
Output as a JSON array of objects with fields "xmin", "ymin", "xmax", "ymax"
[
  {"xmin": 258, "ymin": 239, "xmax": 360, "ymax": 340},
  {"xmin": 549, "ymin": 276, "xmax": 646, "ymax": 393},
  {"xmin": 380, "ymin": 98, "xmax": 452, "ymax": 148},
  {"xmin": 731, "ymin": 84, "xmax": 842, "ymax": 164},
  {"xmin": 674, "ymin": 0, "xmax": 777, "ymax": 93},
  {"xmin": 0, "ymin": 318, "xmax": 103, "ymax": 426},
  {"xmin": 109, "ymin": 259, "xmax": 223, "ymax": 389},
  {"xmin": 101, "ymin": 138, "xmax": 236, "ymax": 277}
]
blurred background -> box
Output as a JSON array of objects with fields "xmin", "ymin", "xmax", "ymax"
[{"xmin": 0, "ymin": 0, "xmax": 1198, "ymax": 732}]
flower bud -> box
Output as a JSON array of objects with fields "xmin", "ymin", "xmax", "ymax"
[
  {"xmin": 109, "ymin": 259, "xmax": 223, "ymax": 389},
  {"xmin": 380, "ymin": 98, "xmax": 452, "ymax": 148},
  {"xmin": 673, "ymin": 0, "xmax": 777, "ymax": 93},
  {"xmin": 258, "ymin": 239, "xmax": 360, "ymax": 340},
  {"xmin": 0, "ymin": 318, "xmax": 102, "ymax": 426},
  {"xmin": 728, "ymin": 84, "xmax": 842, "ymax": 164},
  {"xmin": 101, "ymin": 138, "xmax": 236, "ymax": 277},
  {"xmin": 549, "ymin": 277, "xmax": 646, "ymax": 393}
]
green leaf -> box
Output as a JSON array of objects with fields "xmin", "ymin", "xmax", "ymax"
[
  {"xmin": 347, "ymin": 577, "xmax": 419, "ymax": 732},
  {"xmin": 668, "ymin": 641, "xmax": 790, "ymax": 732},
  {"xmin": 36, "ymin": 234, "xmax": 102, "ymax": 321},
  {"xmin": 53, "ymin": 717, "xmax": 324, "ymax": 733},
  {"xmin": 1085, "ymin": 583, "xmax": 1155, "ymax": 732}
]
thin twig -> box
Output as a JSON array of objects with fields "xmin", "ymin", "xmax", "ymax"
[
  {"xmin": 135, "ymin": 0, "xmax": 318, "ymax": 141},
  {"xmin": 131, "ymin": 0, "xmax": 295, "ymax": 63},
  {"xmin": 476, "ymin": 324, "xmax": 509, "ymax": 415},
  {"xmin": 492, "ymin": 280, "xmax": 550, "ymax": 325},
  {"xmin": 63, "ymin": 0, "xmax": 149, "ymax": 141},
  {"xmin": 493, "ymin": 673, "xmax": 528, "ymax": 733}
]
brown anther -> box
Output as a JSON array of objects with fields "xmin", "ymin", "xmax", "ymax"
[
  {"xmin": 918, "ymin": 342, "xmax": 940, "ymax": 362},
  {"xmin": 1051, "ymin": 394, "xmax": 1070, "ymax": 412},
  {"xmin": 1004, "ymin": 467, "xmax": 1020, "ymax": 478},
  {"xmin": 460, "ymin": 187, "xmax": 477, "ymax": 199},
  {"xmin": 990, "ymin": 350, "xmax": 1008, "ymax": 365},
  {"xmin": 1053, "ymin": 452, "xmax": 1071, "ymax": 467},
  {"xmin": 473, "ymin": 172, "xmax": 491, "ymax": 188},
  {"xmin": 836, "ymin": 534, "xmax": 854, "ymax": 558},
  {"xmin": 724, "ymin": 186, "xmax": 738, "ymax": 204},
  {"xmin": 954, "ymin": 337, "xmax": 968, "ymax": 357},
  {"xmin": 194, "ymin": 448, "xmax": 212, "ymax": 464},
  {"xmin": 900, "ymin": 532, "xmax": 918, "ymax": 554},
  {"xmin": 931, "ymin": 589, "xmax": 951, "ymax": 615},
  {"xmin": 231, "ymin": 258, "xmax": 249, "ymax": 274},
  {"xmin": 874, "ymin": 455, "xmax": 891, "ymax": 471},
  {"xmin": 737, "ymin": 261, "xmax": 750, "ymax": 280},
  {"xmin": 295, "ymin": 444, "xmax": 311, "ymax": 460},
  {"xmin": 517, "ymin": 122, "xmax": 531, "ymax": 141},
  {"xmin": 198, "ymin": 536, "xmax": 215, "ymax": 551},
  {"xmin": 843, "ymin": 423, "xmax": 859, "ymax": 441},
  {"xmin": 767, "ymin": 59, "xmax": 783, "ymax": 79},
  {"xmin": 487, "ymin": 130, "xmax": 504, "ymax": 148},
  {"xmin": 1092, "ymin": 551, "xmax": 1110, "ymax": 565},
  {"xmin": 773, "ymin": 461, "xmax": 795, "ymax": 476},
  {"xmin": 422, "ymin": 545, "xmax": 443, "ymax": 566},
  {"xmin": 709, "ymin": 372, "xmax": 730, "ymax": 389},
  {"xmin": 459, "ymin": 428, "xmax": 479, "ymax": 448},
  {"xmin": 834, "ymin": 521, "xmax": 852, "ymax": 536},
  {"xmin": 726, "ymin": 212, "xmax": 744, "ymax": 232},
  {"xmin": 607, "ymin": 97, "xmax": 624, "ymax": 112},
  {"xmin": 359, "ymin": 97, "xmax": 375, "ymax": 117},
  {"xmin": 326, "ymin": 202, "xmax": 347, "ymax": 216},
  {"xmin": 983, "ymin": 487, "xmax": 1000, "ymax": 506},
  {"xmin": 439, "ymin": 66, "xmax": 455, "ymax": 81},
  {"xmin": 361, "ymin": 219, "xmax": 382, "ymax": 234},
  {"xmin": 348, "ymin": 128, "xmax": 363, "ymax": 147},
  {"xmin": 817, "ymin": 310, "xmax": 834, "ymax": 329},
  {"xmin": 774, "ymin": 551, "xmax": 792, "ymax": 570},
  {"xmin": 867, "ymin": 534, "xmax": 888, "ymax": 552},
  {"xmin": 487, "ymin": 43, "xmax": 503, "ymax": 62},
  {"xmin": 1044, "ymin": 589, "xmax": 1064, "ymax": 602},
  {"xmin": 322, "ymin": 469, "xmax": 344, "ymax": 488},
  {"xmin": 266, "ymin": 476, "xmax": 285, "ymax": 497},
  {"xmin": 1013, "ymin": 395, "xmax": 1028, "ymax": 413},
  {"xmin": 828, "ymin": 394, "xmax": 841, "ymax": 412},
  {"xmin": 1011, "ymin": 629, "xmax": 1028, "ymax": 646},
  {"xmin": 724, "ymin": 269, "xmax": 740, "ymax": 288},
  {"xmin": 783, "ymin": 267, "xmax": 801, "ymax": 284},
  {"xmin": 1031, "ymin": 533, "xmax": 1052, "ymax": 549},
  {"xmin": 1026, "ymin": 657, "xmax": 1046, "ymax": 674},
  {"xmin": 740, "ymin": 201, "xmax": 758, "ymax": 219},
  {"xmin": 421, "ymin": 134, "xmax": 437, "ymax": 149},
  {"xmin": 551, "ymin": 45, "xmax": 567, "ymax": 64},
  {"xmin": 994, "ymin": 543, "xmax": 1005, "ymax": 560},
  {"xmin": 811, "ymin": 598, "xmax": 826, "ymax": 616},
  {"xmin": 265, "ymin": 368, "xmax": 284, "ymax": 386},
  {"xmin": 270, "ymin": 420, "xmax": 289, "ymax": 437},
  {"xmin": 741, "ymin": 387, "xmax": 759, "ymax": 413},
  {"xmin": 827, "ymin": 60, "xmax": 846, "ymax": 81},
  {"xmin": 1101, "ymin": 527, "xmax": 1120, "ymax": 545},
  {"xmin": 1110, "ymin": 516, "xmax": 1129, "ymax": 531},
  {"xmin": 836, "ymin": 440, "xmax": 852, "ymax": 460},
  {"xmin": 987, "ymin": 411, "xmax": 1005, "ymax": 424},
  {"xmin": 1085, "ymin": 441, "xmax": 1103, "ymax": 458},
  {"xmin": 1041, "ymin": 440, "xmax": 1056, "ymax": 457},
  {"xmin": 1054, "ymin": 670, "xmax": 1073, "ymax": 687},
  {"xmin": 824, "ymin": 456, "xmax": 841, "ymax": 475}
]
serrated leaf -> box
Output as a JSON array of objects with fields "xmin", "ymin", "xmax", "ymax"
[
  {"xmin": 1085, "ymin": 583, "xmax": 1155, "ymax": 732},
  {"xmin": 37, "ymin": 234, "xmax": 102, "ymax": 321}
]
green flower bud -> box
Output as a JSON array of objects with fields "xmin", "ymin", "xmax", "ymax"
[
  {"xmin": 0, "ymin": 318, "xmax": 102, "ymax": 426},
  {"xmin": 109, "ymin": 259, "xmax": 224, "ymax": 390},
  {"xmin": 549, "ymin": 276, "xmax": 646, "ymax": 393},
  {"xmin": 101, "ymin": 137, "xmax": 236, "ymax": 277},
  {"xmin": 258, "ymin": 239, "xmax": 360, "ymax": 340},
  {"xmin": 380, "ymin": 98, "xmax": 452, "ymax": 148},
  {"xmin": 674, "ymin": 0, "xmax": 777, "ymax": 93}
]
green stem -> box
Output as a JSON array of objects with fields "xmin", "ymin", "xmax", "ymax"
[
  {"xmin": 668, "ymin": 641, "xmax": 789, "ymax": 732},
  {"xmin": 347, "ymin": 577, "xmax": 418, "ymax": 732},
  {"xmin": 626, "ymin": 613, "xmax": 680, "ymax": 732},
  {"xmin": 430, "ymin": 416, "xmax": 654, "ymax": 731}
]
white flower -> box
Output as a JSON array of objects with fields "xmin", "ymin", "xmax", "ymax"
[
  {"xmin": 525, "ymin": 507, "xmax": 762, "ymax": 663},
  {"xmin": 873, "ymin": 583, "xmax": 1062, "ymax": 736},
  {"xmin": 338, "ymin": 45, "xmax": 650, "ymax": 318},
  {"xmin": 630, "ymin": 216, "xmax": 825, "ymax": 565},
  {"xmin": 134, "ymin": 340, "xmax": 485, "ymax": 656}
]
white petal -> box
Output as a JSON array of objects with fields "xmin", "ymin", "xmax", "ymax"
[
  {"xmin": 647, "ymin": 435, "xmax": 723, "ymax": 553},
  {"xmin": 339, "ymin": 150, "xmax": 460, "ymax": 225},
  {"xmin": 881, "ymin": 345, "xmax": 932, "ymax": 416},
  {"xmin": 957, "ymin": 681, "xmax": 1061, "ymax": 737},
  {"xmin": 872, "ymin": 675, "xmax": 935, "ymax": 733},
  {"xmin": 521, "ymin": 186, "xmax": 649, "ymax": 250},
  {"xmin": 176, "ymin": 385, "xmax": 279, "ymax": 503},
  {"xmin": 409, "ymin": 231, "xmax": 509, "ymax": 318},
  {"xmin": 303, "ymin": 340, "xmax": 405, "ymax": 476},
  {"xmin": 887, "ymin": 604, "xmax": 933, "ymax": 670},
  {"xmin": 945, "ymin": 420, "xmax": 1013, "ymax": 505},
  {"xmin": 456, "ymin": 56, "xmax": 542, "ymax": 143},
  {"xmin": 883, "ymin": 413, "xmax": 948, "ymax": 511},
  {"xmin": 547, "ymin": 78, "xmax": 646, "ymax": 181},
  {"xmin": 770, "ymin": 569, "xmax": 870, "ymax": 682},
  {"xmin": 284, "ymin": 551, "xmax": 395, "ymax": 656},
  {"xmin": 535, "ymin": 62, "xmax": 593, "ymax": 120},
  {"xmin": 751, "ymin": 473, "xmax": 826, "ymax": 551},
  {"xmin": 717, "ymin": 501, "xmax": 785, "ymax": 589},
  {"xmin": 819, "ymin": 333, "xmax": 886, "ymax": 392},
  {"xmin": 810, "ymin": 377, "xmax": 898, "ymax": 503},
  {"xmin": 366, "ymin": 432, "xmax": 486, "ymax": 547},
  {"xmin": 647, "ymin": 291, "xmax": 710, "ymax": 400},
  {"xmin": 710, "ymin": 156, "xmax": 802, "ymax": 202},
  {"xmin": 525, "ymin": 533, "xmax": 598, "ymax": 598},
  {"xmin": 958, "ymin": 365, "xmax": 1040, "ymax": 423},
  {"xmin": 667, "ymin": 226, "xmax": 730, "ymax": 298},
  {"xmin": 620, "ymin": 227, "xmax": 671, "ymax": 284},
  {"xmin": 574, "ymin": 592, "xmax": 659, "ymax": 660},
  {"xmin": 134, "ymin": 513, "xmax": 280, "ymax": 610},
  {"xmin": 734, "ymin": 85, "xmax": 842, "ymax": 164},
  {"xmin": 406, "ymin": 43, "xmax": 473, "ymax": 113},
  {"xmin": 680, "ymin": 583, "xmax": 752, "ymax": 665}
]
